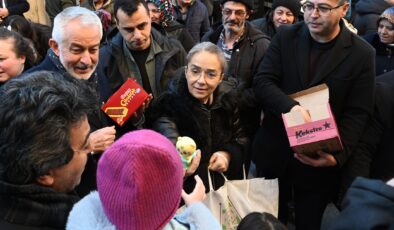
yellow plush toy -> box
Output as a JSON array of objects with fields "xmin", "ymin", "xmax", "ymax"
[{"xmin": 176, "ymin": 136, "xmax": 197, "ymax": 170}]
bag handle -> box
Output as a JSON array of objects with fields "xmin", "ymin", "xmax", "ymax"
[{"xmin": 207, "ymin": 164, "xmax": 248, "ymax": 191}]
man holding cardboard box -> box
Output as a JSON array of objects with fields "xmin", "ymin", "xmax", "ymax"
[{"xmin": 252, "ymin": 0, "xmax": 375, "ymax": 229}]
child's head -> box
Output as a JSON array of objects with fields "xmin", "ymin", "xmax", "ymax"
[
  {"xmin": 237, "ymin": 212, "xmax": 287, "ymax": 230},
  {"xmin": 97, "ymin": 129, "xmax": 184, "ymax": 230}
]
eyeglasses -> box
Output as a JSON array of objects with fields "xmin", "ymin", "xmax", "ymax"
[
  {"xmin": 222, "ymin": 8, "xmax": 247, "ymax": 17},
  {"xmin": 302, "ymin": 3, "xmax": 344, "ymax": 16},
  {"xmin": 187, "ymin": 66, "xmax": 221, "ymax": 80}
]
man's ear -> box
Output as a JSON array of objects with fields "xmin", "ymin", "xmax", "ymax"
[
  {"xmin": 49, "ymin": 39, "xmax": 60, "ymax": 56},
  {"xmin": 36, "ymin": 174, "xmax": 54, "ymax": 187}
]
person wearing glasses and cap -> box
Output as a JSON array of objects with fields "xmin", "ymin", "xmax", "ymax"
[
  {"xmin": 252, "ymin": 0, "xmax": 375, "ymax": 229},
  {"xmin": 202, "ymin": 0, "xmax": 270, "ymax": 166}
]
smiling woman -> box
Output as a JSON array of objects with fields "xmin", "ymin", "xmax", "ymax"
[
  {"xmin": 149, "ymin": 42, "xmax": 249, "ymax": 193},
  {"xmin": 0, "ymin": 28, "xmax": 36, "ymax": 85},
  {"xmin": 363, "ymin": 6, "xmax": 394, "ymax": 75}
]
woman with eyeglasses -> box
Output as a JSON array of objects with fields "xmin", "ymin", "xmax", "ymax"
[
  {"xmin": 149, "ymin": 42, "xmax": 248, "ymax": 193},
  {"xmin": 252, "ymin": 0, "xmax": 301, "ymax": 38},
  {"xmin": 363, "ymin": 6, "xmax": 394, "ymax": 75},
  {"xmin": 0, "ymin": 27, "xmax": 37, "ymax": 85}
]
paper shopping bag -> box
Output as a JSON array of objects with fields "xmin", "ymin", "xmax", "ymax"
[{"xmin": 203, "ymin": 170, "xmax": 279, "ymax": 229}]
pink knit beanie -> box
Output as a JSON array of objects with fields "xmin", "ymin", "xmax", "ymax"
[{"xmin": 97, "ymin": 129, "xmax": 184, "ymax": 230}]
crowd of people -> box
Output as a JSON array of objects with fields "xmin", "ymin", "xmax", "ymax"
[{"xmin": 0, "ymin": 0, "xmax": 393, "ymax": 229}]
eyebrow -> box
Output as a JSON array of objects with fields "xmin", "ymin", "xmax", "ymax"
[{"xmin": 190, "ymin": 64, "xmax": 217, "ymax": 72}]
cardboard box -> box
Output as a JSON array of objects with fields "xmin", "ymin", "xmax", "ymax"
[
  {"xmin": 102, "ymin": 78, "xmax": 148, "ymax": 126},
  {"xmin": 282, "ymin": 84, "xmax": 343, "ymax": 156}
]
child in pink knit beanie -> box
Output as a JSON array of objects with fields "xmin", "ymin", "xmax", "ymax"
[{"xmin": 66, "ymin": 129, "xmax": 220, "ymax": 230}]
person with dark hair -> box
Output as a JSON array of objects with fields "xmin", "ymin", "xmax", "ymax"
[
  {"xmin": 237, "ymin": 212, "xmax": 287, "ymax": 230},
  {"xmin": 147, "ymin": 0, "xmax": 196, "ymax": 52},
  {"xmin": 150, "ymin": 42, "xmax": 248, "ymax": 193},
  {"xmin": 0, "ymin": 27, "xmax": 37, "ymax": 85},
  {"xmin": 0, "ymin": 0, "xmax": 29, "ymax": 24},
  {"xmin": 5, "ymin": 15, "xmax": 52, "ymax": 63},
  {"xmin": 363, "ymin": 6, "xmax": 394, "ymax": 75},
  {"xmin": 252, "ymin": 0, "xmax": 375, "ymax": 229},
  {"xmin": 97, "ymin": 0, "xmax": 186, "ymax": 135},
  {"xmin": 251, "ymin": 0, "xmax": 301, "ymax": 38},
  {"xmin": 173, "ymin": 0, "xmax": 210, "ymax": 43},
  {"xmin": 0, "ymin": 71, "xmax": 96, "ymax": 229}
]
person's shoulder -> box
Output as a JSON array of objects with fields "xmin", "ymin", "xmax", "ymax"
[
  {"xmin": 349, "ymin": 29, "xmax": 375, "ymax": 54},
  {"xmin": 152, "ymin": 28, "xmax": 184, "ymax": 53}
]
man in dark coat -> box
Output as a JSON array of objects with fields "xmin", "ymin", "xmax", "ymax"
[
  {"xmin": 202, "ymin": 0, "xmax": 270, "ymax": 139},
  {"xmin": 340, "ymin": 70, "xmax": 394, "ymax": 199},
  {"xmin": 97, "ymin": 0, "xmax": 187, "ymax": 136},
  {"xmin": 0, "ymin": 71, "xmax": 96, "ymax": 229},
  {"xmin": 252, "ymin": 0, "xmax": 375, "ymax": 229}
]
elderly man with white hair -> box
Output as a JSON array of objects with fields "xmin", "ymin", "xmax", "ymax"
[{"xmin": 27, "ymin": 6, "xmax": 116, "ymax": 196}]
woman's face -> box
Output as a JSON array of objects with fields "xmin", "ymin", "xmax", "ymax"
[
  {"xmin": 186, "ymin": 51, "xmax": 223, "ymax": 104},
  {"xmin": 0, "ymin": 38, "xmax": 25, "ymax": 82},
  {"xmin": 378, "ymin": 19, "xmax": 394, "ymax": 44},
  {"xmin": 273, "ymin": 6, "xmax": 296, "ymax": 28},
  {"xmin": 147, "ymin": 2, "xmax": 161, "ymax": 24}
]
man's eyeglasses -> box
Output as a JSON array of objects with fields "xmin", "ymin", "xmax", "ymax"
[
  {"xmin": 222, "ymin": 8, "xmax": 247, "ymax": 17},
  {"xmin": 302, "ymin": 3, "xmax": 344, "ymax": 16}
]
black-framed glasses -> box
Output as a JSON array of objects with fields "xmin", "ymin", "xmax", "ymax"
[
  {"xmin": 222, "ymin": 8, "xmax": 247, "ymax": 17},
  {"xmin": 302, "ymin": 2, "xmax": 344, "ymax": 16}
]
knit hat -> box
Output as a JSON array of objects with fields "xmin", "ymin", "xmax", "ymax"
[
  {"xmin": 97, "ymin": 129, "xmax": 184, "ymax": 230},
  {"xmin": 272, "ymin": 0, "xmax": 301, "ymax": 18},
  {"xmin": 220, "ymin": 0, "xmax": 255, "ymax": 11},
  {"xmin": 147, "ymin": 0, "xmax": 175, "ymax": 26},
  {"xmin": 378, "ymin": 6, "xmax": 394, "ymax": 26}
]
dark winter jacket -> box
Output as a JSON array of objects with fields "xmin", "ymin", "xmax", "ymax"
[
  {"xmin": 251, "ymin": 17, "xmax": 277, "ymax": 39},
  {"xmin": 364, "ymin": 33, "xmax": 394, "ymax": 75},
  {"xmin": 174, "ymin": 0, "xmax": 210, "ymax": 43},
  {"xmin": 202, "ymin": 21, "xmax": 270, "ymax": 136},
  {"xmin": 45, "ymin": 0, "xmax": 76, "ymax": 24},
  {"xmin": 0, "ymin": 181, "xmax": 79, "ymax": 230},
  {"xmin": 331, "ymin": 177, "xmax": 394, "ymax": 230},
  {"xmin": 354, "ymin": 0, "xmax": 391, "ymax": 35},
  {"xmin": 152, "ymin": 20, "xmax": 196, "ymax": 52},
  {"xmin": 0, "ymin": 0, "xmax": 29, "ymax": 19},
  {"xmin": 150, "ymin": 71, "xmax": 249, "ymax": 193}
]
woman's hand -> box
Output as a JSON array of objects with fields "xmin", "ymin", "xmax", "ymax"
[
  {"xmin": 208, "ymin": 151, "xmax": 230, "ymax": 172},
  {"xmin": 185, "ymin": 150, "xmax": 201, "ymax": 177},
  {"xmin": 181, "ymin": 175, "xmax": 206, "ymax": 206}
]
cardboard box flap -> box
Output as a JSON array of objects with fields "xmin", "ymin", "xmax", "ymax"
[{"xmin": 289, "ymin": 84, "xmax": 329, "ymax": 108}]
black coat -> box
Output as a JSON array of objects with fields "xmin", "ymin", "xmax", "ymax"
[
  {"xmin": 173, "ymin": 0, "xmax": 210, "ymax": 43},
  {"xmin": 252, "ymin": 21, "xmax": 375, "ymax": 190},
  {"xmin": 150, "ymin": 72, "xmax": 249, "ymax": 192},
  {"xmin": 202, "ymin": 21, "xmax": 270, "ymax": 136},
  {"xmin": 354, "ymin": 0, "xmax": 390, "ymax": 35},
  {"xmin": 0, "ymin": 0, "xmax": 29, "ymax": 17}
]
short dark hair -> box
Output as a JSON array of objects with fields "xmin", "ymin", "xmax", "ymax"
[
  {"xmin": 0, "ymin": 27, "xmax": 37, "ymax": 70},
  {"xmin": 114, "ymin": 0, "xmax": 149, "ymax": 21},
  {"xmin": 237, "ymin": 212, "xmax": 287, "ymax": 230},
  {"xmin": 0, "ymin": 71, "xmax": 97, "ymax": 184}
]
